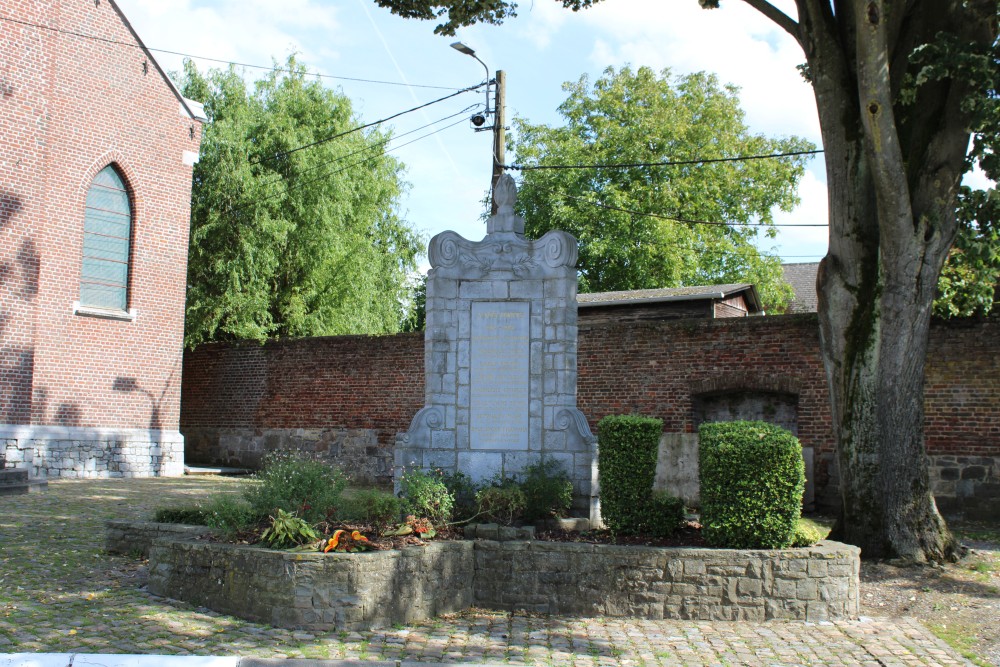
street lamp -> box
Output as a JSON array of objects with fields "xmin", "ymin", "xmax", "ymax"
[
  {"xmin": 450, "ymin": 41, "xmax": 491, "ymax": 127},
  {"xmin": 451, "ymin": 41, "xmax": 506, "ymax": 214}
]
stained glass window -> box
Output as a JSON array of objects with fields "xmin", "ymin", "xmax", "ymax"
[{"xmin": 80, "ymin": 166, "xmax": 131, "ymax": 310}]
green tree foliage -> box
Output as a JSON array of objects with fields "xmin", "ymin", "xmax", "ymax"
[
  {"xmin": 177, "ymin": 57, "xmax": 422, "ymax": 346},
  {"xmin": 512, "ymin": 66, "xmax": 811, "ymax": 310}
]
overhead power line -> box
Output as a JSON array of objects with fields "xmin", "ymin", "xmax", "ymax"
[
  {"xmin": 506, "ymin": 149, "xmax": 823, "ymax": 172},
  {"xmin": 226, "ymin": 116, "xmax": 470, "ymax": 215},
  {"xmin": 250, "ymin": 83, "xmax": 486, "ymax": 165},
  {"xmin": 252, "ymin": 106, "xmax": 479, "ymax": 190},
  {"xmin": 0, "ymin": 14, "xmax": 465, "ymax": 90}
]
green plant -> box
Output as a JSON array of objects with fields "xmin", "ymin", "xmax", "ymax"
[
  {"xmin": 244, "ymin": 451, "xmax": 347, "ymax": 524},
  {"xmin": 343, "ymin": 489, "xmax": 401, "ymax": 534},
  {"xmin": 399, "ymin": 468, "xmax": 454, "ymax": 524},
  {"xmin": 260, "ymin": 509, "xmax": 319, "ymax": 549},
  {"xmin": 645, "ymin": 491, "xmax": 686, "ymax": 538},
  {"xmin": 519, "ymin": 458, "xmax": 573, "ymax": 523},
  {"xmin": 439, "ymin": 470, "xmax": 480, "ymax": 522},
  {"xmin": 597, "ymin": 415, "xmax": 663, "ymax": 534},
  {"xmin": 699, "ymin": 421, "xmax": 805, "ymax": 549},
  {"xmin": 792, "ymin": 517, "xmax": 832, "ymax": 547},
  {"xmin": 475, "ymin": 484, "xmax": 526, "ymax": 526},
  {"xmin": 153, "ymin": 507, "xmax": 209, "ymax": 525},
  {"xmin": 203, "ymin": 493, "xmax": 257, "ymax": 538}
]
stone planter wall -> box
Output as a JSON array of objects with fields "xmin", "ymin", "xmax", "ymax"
[
  {"xmin": 145, "ymin": 537, "xmax": 473, "ymax": 631},
  {"xmin": 474, "ymin": 540, "xmax": 859, "ymax": 622},
  {"xmin": 112, "ymin": 522, "xmax": 859, "ymax": 629}
]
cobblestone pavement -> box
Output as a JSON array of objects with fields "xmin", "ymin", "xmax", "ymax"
[{"xmin": 0, "ymin": 478, "xmax": 973, "ymax": 666}]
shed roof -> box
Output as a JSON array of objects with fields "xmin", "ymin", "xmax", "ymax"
[{"xmin": 577, "ymin": 283, "xmax": 762, "ymax": 312}]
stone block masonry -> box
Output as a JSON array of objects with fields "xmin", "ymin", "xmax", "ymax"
[
  {"xmin": 1, "ymin": 426, "xmax": 183, "ymax": 479},
  {"xmin": 396, "ymin": 176, "xmax": 596, "ymax": 517},
  {"xmin": 115, "ymin": 522, "xmax": 859, "ymax": 630}
]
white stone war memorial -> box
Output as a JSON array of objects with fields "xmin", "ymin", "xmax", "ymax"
[{"xmin": 396, "ymin": 175, "xmax": 598, "ymax": 520}]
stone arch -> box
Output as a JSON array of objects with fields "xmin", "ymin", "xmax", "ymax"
[{"xmin": 690, "ymin": 372, "xmax": 801, "ymax": 435}]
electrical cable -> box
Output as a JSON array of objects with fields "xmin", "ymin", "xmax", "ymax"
[
  {"xmin": 505, "ymin": 148, "xmax": 823, "ymax": 172},
  {"xmin": 249, "ymin": 82, "xmax": 486, "ymax": 165},
  {"xmin": 252, "ymin": 105, "xmax": 481, "ymax": 190},
  {"xmin": 225, "ymin": 116, "xmax": 470, "ymax": 215},
  {"xmin": 0, "ymin": 14, "xmax": 466, "ymax": 91}
]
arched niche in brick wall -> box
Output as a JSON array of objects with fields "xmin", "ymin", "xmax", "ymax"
[{"xmin": 689, "ymin": 373, "xmax": 802, "ymax": 435}]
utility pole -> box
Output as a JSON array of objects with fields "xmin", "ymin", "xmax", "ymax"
[{"xmin": 491, "ymin": 70, "xmax": 506, "ymax": 215}]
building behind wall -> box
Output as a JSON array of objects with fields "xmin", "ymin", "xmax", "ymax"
[{"xmin": 1, "ymin": 0, "xmax": 204, "ymax": 478}]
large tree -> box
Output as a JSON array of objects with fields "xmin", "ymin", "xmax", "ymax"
[
  {"xmin": 513, "ymin": 65, "xmax": 812, "ymax": 309},
  {"xmin": 373, "ymin": 0, "xmax": 999, "ymax": 562},
  {"xmin": 177, "ymin": 57, "xmax": 423, "ymax": 347}
]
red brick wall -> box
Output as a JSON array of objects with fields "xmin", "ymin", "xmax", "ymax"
[
  {"xmin": 1, "ymin": 0, "xmax": 201, "ymax": 431},
  {"xmin": 181, "ymin": 314, "xmax": 1000, "ymax": 468}
]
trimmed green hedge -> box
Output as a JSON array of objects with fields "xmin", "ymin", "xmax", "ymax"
[
  {"xmin": 699, "ymin": 420, "xmax": 805, "ymax": 548},
  {"xmin": 598, "ymin": 415, "xmax": 683, "ymax": 536}
]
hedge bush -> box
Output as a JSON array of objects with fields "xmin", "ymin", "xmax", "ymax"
[
  {"xmin": 598, "ymin": 415, "xmax": 682, "ymax": 535},
  {"xmin": 699, "ymin": 421, "xmax": 805, "ymax": 548},
  {"xmin": 520, "ymin": 458, "xmax": 574, "ymax": 523}
]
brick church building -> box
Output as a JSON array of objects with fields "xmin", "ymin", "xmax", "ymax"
[{"xmin": 1, "ymin": 0, "xmax": 204, "ymax": 477}]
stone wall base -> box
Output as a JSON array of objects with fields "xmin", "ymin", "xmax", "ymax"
[
  {"xmin": 817, "ymin": 453, "xmax": 999, "ymax": 520},
  {"xmin": 110, "ymin": 522, "xmax": 860, "ymax": 630},
  {"xmin": 1, "ymin": 426, "xmax": 183, "ymax": 478},
  {"xmin": 184, "ymin": 427, "xmax": 388, "ymax": 484}
]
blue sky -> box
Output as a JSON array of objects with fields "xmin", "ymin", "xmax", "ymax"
[{"xmin": 117, "ymin": 0, "xmax": 833, "ymax": 272}]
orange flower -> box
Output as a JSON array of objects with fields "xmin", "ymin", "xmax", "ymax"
[
  {"xmin": 324, "ymin": 529, "xmax": 346, "ymax": 553},
  {"xmin": 351, "ymin": 530, "xmax": 369, "ymax": 543}
]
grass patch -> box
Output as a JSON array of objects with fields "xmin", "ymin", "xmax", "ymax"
[{"xmin": 928, "ymin": 623, "xmax": 993, "ymax": 667}]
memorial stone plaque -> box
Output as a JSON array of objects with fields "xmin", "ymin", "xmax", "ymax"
[
  {"xmin": 470, "ymin": 301, "xmax": 530, "ymax": 450},
  {"xmin": 396, "ymin": 174, "xmax": 598, "ymax": 521}
]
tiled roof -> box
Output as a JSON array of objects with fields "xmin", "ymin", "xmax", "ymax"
[
  {"xmin": 782, "ymin": 263, "xmax": 820, "ymax": 313},
  {"xmin": 577, "ymin": 284, "xmax": 760, "ymax": 311}
]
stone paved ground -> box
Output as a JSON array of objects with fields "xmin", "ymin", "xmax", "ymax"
[{"xmin": 0, "ymin": 478, "xmax": 974, "ymax": 666}]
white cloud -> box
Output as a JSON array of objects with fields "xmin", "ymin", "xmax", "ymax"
[
  {"xmin": 118, "ymin": 0, "xmax": 341, "ymax": 77},
  {"xmin": 577, "ymin": 0, "xmax": 820, "ymax": 143}
]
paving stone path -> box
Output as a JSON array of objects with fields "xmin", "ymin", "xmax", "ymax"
[{"xmin": 0, "ymin": 478, "xmax": 972, "ymax": 666}]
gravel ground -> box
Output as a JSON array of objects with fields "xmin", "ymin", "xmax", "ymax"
[
  {"xmin": 859, "ymin": 534, "xmax": 1000, "ymax": 666},
  {"xmin": 1, "ymin": 476, "xmax": 995, "ymax": 666}
]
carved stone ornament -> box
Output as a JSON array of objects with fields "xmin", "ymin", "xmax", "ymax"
[
  {"xmin": 428, "ymin": 229, "xmax": 578, "ymax": 278},
  {"xmin": 487, "ymin": 174, "xmax": 525, "ymax": 234}
]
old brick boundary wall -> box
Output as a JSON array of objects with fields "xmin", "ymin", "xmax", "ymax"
[{"xmin": 181, "ymin": 313, "xmax": 1000, "ymax": 516}]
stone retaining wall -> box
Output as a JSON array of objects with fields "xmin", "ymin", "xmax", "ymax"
[
  {"xmin": 146, "ymin": 538, "xmax": 473, "ymax": 630},
  {"xmin": 184, "ymin": 427, "xmax": 387, "ymax": 484},
  {"xmin": 112, "ymin": 522, "xmax": 859, "ymax": 629},
  {"xmin": 474, "ymin": 540, "xmax": 858, "ymax": 622},
  {"xmin": 105, "ymin": 519, "xmax": 211, "ymax": 557}
]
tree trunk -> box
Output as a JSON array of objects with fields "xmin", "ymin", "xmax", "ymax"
[{"xmin": 794, "ymin": 0, "xmax": 980, "ymax": 563}]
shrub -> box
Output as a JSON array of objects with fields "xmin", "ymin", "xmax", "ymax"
[
  {"xmin": 244, "ymin": 452, "xmax": 347, "ymax": 524},
  {"xmin": 475, "ymin": 483, "xmax": 526, "ymax": 526},
  {"xmin": 260, "ymin": 508, "xmax": 319, "ymax": 549},
  {"xmin": 699, "ymin": 421, "xmax": 805, "ymax": 549},
  {"xmin": 399, "ymin": 468, "xmax": 454, "ymax": 524},
  {"xmin": 520, "ymin": 458, "xmax": 573, "ymax": 523},
  {"xmin": 439, "ymin": 470, "xmax": 480, "ymax": 522},
  {"xmin": 645, "ymin": 491, "xmax": 686, "ymax": 538},
  {"xmin": 153, "ymin": 507, "xmax": 208, "ymax": 525},
  {"xmin": 343, "ymin": 489, "xmax": 402, "ymax": 534},
  {"xmin": 597, "ymin": 415, "xmax": 663, "ymax": 534},
  {"xmin": 791, "ymin": 518, "xmax": 830, "ymax": 547},
  {"xmin": 203, "ymin": 494, "xmax": 257, "ymax": 538}
]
